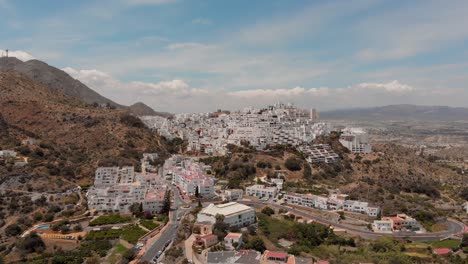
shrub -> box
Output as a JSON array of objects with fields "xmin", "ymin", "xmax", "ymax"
[{"xmin": 285, "ymin": 158, "xmax": 302, "ymax": 171}]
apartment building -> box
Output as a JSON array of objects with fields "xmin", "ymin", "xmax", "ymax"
[
  {"xmin": 87, "ymin": 165, "xmax": 167, "ymax": 213},
  {"xmin": 285, "ymin": 192, "xmax": 380, "ymax": 217},
  {"xmin": 197, "ymin": 202, "xmax": 256, "ymax": 227},
  {"xmin": 167, "ymin": 155, "xmax": 215, "ymax": 197},
  {"xmin": 245, "ymin": 184, "xmax": 278, "ymax": 199},
  {"xmin": 339, "ymin": 127, "xmax": 372, "ymax": 154}
]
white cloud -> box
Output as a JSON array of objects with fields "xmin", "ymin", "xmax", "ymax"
[
  {"xmin": 0, "ymin": 49, "xmax": 35, "ymax": 61},
  {"xmin": 355, "ymin": 80, "xmax": 414, "ymax": 94},
  {"xmin": 63, "ymin": 65, "xmax": 429, "ymax": 112}
]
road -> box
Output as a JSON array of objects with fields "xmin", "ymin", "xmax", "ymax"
[
  {"xmin": 140, "ymin": 183, "xmax": 191, "ymax": 263},
  {"xmin": 240, "ymin": 200, "xmax": 466, "ymax": 242}
]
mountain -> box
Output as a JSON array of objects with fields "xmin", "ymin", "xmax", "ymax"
[
  {"xmin": 129, "ymin": 102, "xmax": 173, "ymax": 117},
  {"xmin": 0, "ymin": 57, "xmax": 121, "ymax": 107},
  {"xmin": 0, "ymin": 70, "xmax": 168, "ymax": 186},
  {"xmin": 321, "ymin": 104, "xmax": 468, "ymax": 121},
  {"xmin": 0, "ymin": 57, "xmax": 171, "ymax": 117}
]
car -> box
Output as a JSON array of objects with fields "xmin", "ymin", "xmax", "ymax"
[
  {"xmin": 197, "ymin": 248, "xmax": 202, "ymax": 254},
  {"xmin": 155, "ymin": 250, "xmax": 162, "ymax": 258},
  {"xmin": 177, "ymin": 217, "xmax": 181, "ymax": 221}
]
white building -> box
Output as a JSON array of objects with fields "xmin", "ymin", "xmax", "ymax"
[
  {"xmin": 245, "ymin": 185, "xmax": 278, "ymax": 199},
  {"xmin": 197, "ymin": 202, "xmax": 256, "ymax": 227},
  {"xmin": 285, "ymin": 192, "xmax": 380, "ymax": 217},
  {"xmin": 372, "ymin": 220, "xmax": 393, "ymax": 232},
  {"xmin": 339, "ymin": 127, "xmax": 372, "ymax": 154},
  {"xmin": 87, "ymin": 164, "xmax": 167, "ymax": 213},
  {"xmin": 224, "ymin": 233, "xmax": 243, "ymax": 250},
  {"xmin": 0, "ymin": 150, "xmax": 17, "ymax": 158},
  {"xmin": 167, "ymin": 155, "xmax": 215, "ymax": 197},
  {"xmin": 222, "ymin": 189, "xmax": 244, "ymax": 201}
]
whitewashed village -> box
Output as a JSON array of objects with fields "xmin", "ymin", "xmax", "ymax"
[{"xmin": 3, "ymin": 102, "xmax": 462, "ymax": 264}]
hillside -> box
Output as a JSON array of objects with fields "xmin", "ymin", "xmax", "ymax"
[
  {"xmin": 0, "ymin": 57, "xmax": 171, "ymax": 117},
  {"xmin": 321, "ymin": 104, "xmax": 468, "ymax": 121},
  {"xmin": 129, "ymin": 102, "xmax": 173, "ymax": 117},
  {"xmin": 0, "ymin": 57, "xmax": 121, "ymax": 108},
  {"xmin": 0, "ymin": 71, "xmax": 168, "ymax": 190}
]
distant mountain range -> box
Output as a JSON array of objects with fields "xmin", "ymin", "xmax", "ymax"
[
  {"xmin": 321, "ymin": 104, "xmax": 468, "ymax": 121},
  {"xmin": 0, "ymin": 57, "xmax": 170, "ymax": 117}
]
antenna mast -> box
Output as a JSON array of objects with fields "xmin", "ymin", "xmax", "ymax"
[{"xmin": 5, "ymin": 49, "xmax": 9, "ymax": 57}]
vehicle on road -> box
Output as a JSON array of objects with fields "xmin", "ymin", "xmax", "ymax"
[{"xmin": 177, "ymin": 216, "xmax": 181, "ymax": 221}]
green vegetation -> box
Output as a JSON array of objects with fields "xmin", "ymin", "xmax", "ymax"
[
  {"xmin": 258, "ymin": 213, "xmax": 354, "ymax": 254},
  {"xmin": 89, "ymin": 213, "xmax": 132, "ymax": 226},
  {"xmin": 140, "ymin": 220, "xmax": 160, "ymax": 230},
  {"xmin": 85, "ymin": 224, "xmax": 146, "ymax": 244},
  {"xmin": 244, "ymin": 237, "xmax": 266, "ymax": 252},
  {"xmin": 430, "ymin": 239, "xmax": 460, "ymax": 249},
  {"xmin": 261, "ymin": 206, "xmax": 275, "ymax": 216},
  {"xmin": 16, "ymin": 232, "xmax": 45, "ymax": 254},
  {"xmin": 284, "ymin": 158, "xmax": 302, "ymax": 171}
]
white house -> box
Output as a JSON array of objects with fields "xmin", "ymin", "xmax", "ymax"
[
  {"xmin": 224, "ymin": 233, "xmax": 243, "ymax": 250},
  {"xmin": 222, "ymin": 189, "xmax": 244, "ymax": 201},
  {"xmin": 372, "ymin": 220, "xmax": 393, "ymax": 232},
  {"xmin": 245, "ymin": 184, "xmax": 278, "ymax": 199}
]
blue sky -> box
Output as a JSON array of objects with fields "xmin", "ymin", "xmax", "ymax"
[{"xmin": 1, "ymin": 0, "xmax": 468, "ymax": 112}]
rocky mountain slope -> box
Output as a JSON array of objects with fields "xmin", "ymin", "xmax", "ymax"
[
  {"xmin": 321, "ymin": 104, "xmax": 468, "ymax": 121},
  {"xmin": 129, "ymin": 102, "xmax": 173, "ymax": 117},
  {"xmin": 0, "ymin": 71, "xmax": 168, "ymax": 187},
  {"xmin": 0, "ymin": 57, "xmax": 168, "ymax": 117}
]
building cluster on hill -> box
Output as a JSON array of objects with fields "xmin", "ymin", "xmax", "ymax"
[
  {"xmin": 141, "ymin": 103, "xmax": 330, "ymax": 156},
  {"xmin": 285, "ymin": 192, "xmax": 380, "ymax": 217},
  {"xmin": 164, "ymin": 155, "xmax": 215, "ymax": 197},
  {"xmin": 86, "ymin": 153, "xmax": 168, "ymax": 214}
]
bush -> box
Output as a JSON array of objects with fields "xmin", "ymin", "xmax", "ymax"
[
  {"xmin": 261, "ymin": 206, "xmax": 275, "ymax": 216},
  {"xmin": 16, "ymin": 232, "xmax": 45, "ymax": 253},
  {"xmin": 5, "ymin": 224, "xmax": 22, "ymax": 236},
  {"xmin": 285, "ymin": 158, "xmax": 302, "ymax": 171}
]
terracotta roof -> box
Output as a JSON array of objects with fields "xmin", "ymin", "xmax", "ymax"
[
  {"xmin": 433, "ymin": 248, "xmax": 452, "ymax": 255},
  {"xmin": 265, "ymin": 251, "xmax": 288, "ymax": 259}
]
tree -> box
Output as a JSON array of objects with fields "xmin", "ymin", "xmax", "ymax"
[
  {"xmin": 461, "ymin": 233, "xmax": 468, "ymax": 248},
  {"xmin": 338, "ymin": 211, "xmax": 346, "ymax": 221},
  {"xmin": 245, "ymin": 237, "xmax": 266, "ymax": 252},
  {"xmin": 195, "ymin": 186, "xmax": 200, "ymax": 198},
  {"xmin": 5, "ymin": 224, "xmax": 22, "ymax": 236},
  {"xmin": 161, "ymin": 190, "xmax": 171, "ymax": 214},
  {"xmin": 129, "ymin": 202, "xmax": 143, "ymax": 218},
  {"xmin": 17, "ymin": 232, "xmax": 45, "ymax": 254},
  {"xmin": 285, "ymin": 158, "xmax": 302, "ymax": 171},
  {"xmin": 261, "ymin": 206, "xmax": 275, "ymax": 216}
]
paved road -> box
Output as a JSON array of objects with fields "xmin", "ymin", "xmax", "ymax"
[
  {"xmin": 140, "ymin": 183, "xmax": 191, "ymax": 263},
  {"xmin": 240, "ymin": 200, "xmax": 466, "ymax": 242}
]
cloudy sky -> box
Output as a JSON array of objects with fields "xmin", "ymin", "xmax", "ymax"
[{"xmin": 1, "ymin": 0, "xmax": 468, "ymax": 113}]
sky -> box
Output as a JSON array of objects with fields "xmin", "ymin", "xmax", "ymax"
[{"xmin": 1, "ymin": 0, "xmax": 468, "ymax": 113}]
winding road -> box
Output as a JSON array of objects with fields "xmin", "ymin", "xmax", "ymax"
[
  {"xmin": 139, "ymin": 184, "xmax": 191, "ymax": 263},
  {"xmin": 240, "ymin": 200, "xmax": 466, "ymax": 242}
]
